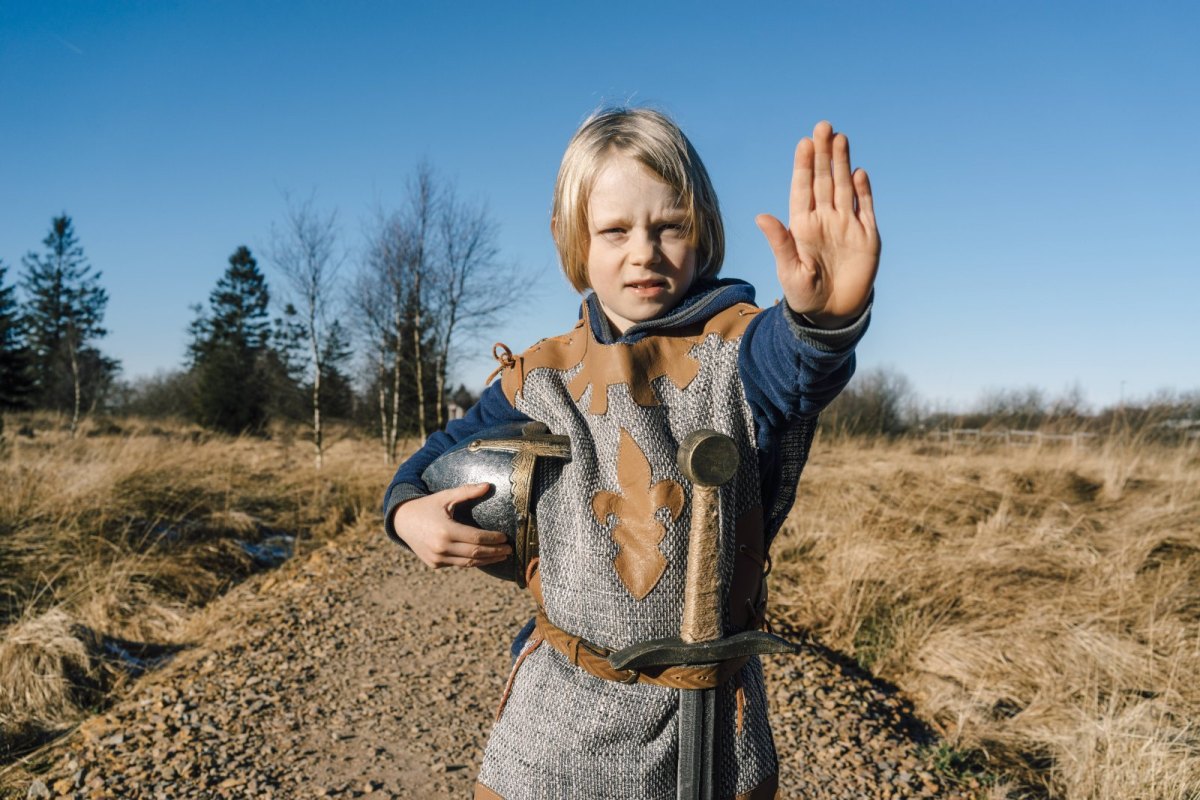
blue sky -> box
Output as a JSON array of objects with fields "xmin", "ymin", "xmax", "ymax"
[{"xmin": 2, "ymin": 1, "xmax": 1197, "ymax": 410}]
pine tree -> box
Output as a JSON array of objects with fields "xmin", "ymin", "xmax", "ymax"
[
  {"xmin": 187, "ymin": 246, "xmax": 273, "ymax": 433},
  {"xmin": 264, "ymin": 303, "xmax": 308, "ymax": 422},
  {"xmin": 0, "ymin": 260, "xmax": 34, "ymax": 445},
  {"xmin": 270, "ymin": 304, "xmax": 306, "ymax": 381},
  {"xmin": 317, "ymin": 319, "xmax": 354, "ymax": 420},
  {"xmin": 19, "ymin": 214, "xmax": 116, "ymax": 435},
  {"xmin": 188, "ymin": 246, "xmax": 271, "ymax": 362}
]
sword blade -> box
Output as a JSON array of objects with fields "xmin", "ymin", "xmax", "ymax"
[{"xmin": 676, "ymin": 686, "xmax": 717, "ymax": 800}]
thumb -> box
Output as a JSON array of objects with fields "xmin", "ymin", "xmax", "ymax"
[
  {"xmin": 755, "ymin": 214, "xmax": 794, "ymax": 262},
  {"xmin": 443, "ymin": 482, "xmax": 493, "ymax": 506}
]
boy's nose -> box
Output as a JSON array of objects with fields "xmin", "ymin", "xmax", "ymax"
[{"xmin": 629, "ymin": 231, "xmax": 661, "ymax": 266}]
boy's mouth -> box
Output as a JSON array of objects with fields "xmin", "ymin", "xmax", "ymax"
[{"xmin": 626, "ymin": 279, "xmax": 667, "ymax": 296}]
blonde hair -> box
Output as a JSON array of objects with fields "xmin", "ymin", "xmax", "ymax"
[{"xmin": 551, "ymin": 107, "xmax": 725, "ymax": 293}]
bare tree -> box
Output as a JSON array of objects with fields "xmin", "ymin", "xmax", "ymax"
[
  {"xmin": 377, "ymin": 168, "xmax": 437, "ymax": 452},
  {"xmin": 405, "ymin": 166, "xmax": 437, "ymax": 444},
  {"xmin": 428, "ymin": 190, "xmax": 521, "ymax": 429},
  {"xmin": 353, "ymin": 215, "xmax": 408, "ymax": 464},
  {"xmin": 352, "ymin": 163, "xmax": 520, "ymax": 463},
  {"xmin": 355, "ymin": 189, "xmax": 433, "ymax": 463},
  {"xmin": 269, "ymin": 194, "xmax": 344, "ymax": 469}
]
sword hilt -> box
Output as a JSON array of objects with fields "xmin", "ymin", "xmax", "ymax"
[{"xmin": 676, "ymin": 430, "xmax": 739, "ymax": 644}]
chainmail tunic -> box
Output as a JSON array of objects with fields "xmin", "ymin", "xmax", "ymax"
[{"xmin": 477, "ymin": 300, "xmax": 813, "ymax": 799}]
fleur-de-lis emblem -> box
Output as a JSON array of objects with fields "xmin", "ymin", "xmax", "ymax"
[{"xmin": 592, "ymin": 428, "xmax": 685, "ymax": 600}]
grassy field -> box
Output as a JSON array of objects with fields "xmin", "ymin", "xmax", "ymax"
[
  {"xmin": 0, "ymin": 413, "xmax": 391, "ymax": 764},
  {"xmin": 773, "ymin": 435, "xmax": 1200, "ymax": 798},
  {"xmin": 1, "ymin": 414, "xmax": 1197, "ymax": 798}
]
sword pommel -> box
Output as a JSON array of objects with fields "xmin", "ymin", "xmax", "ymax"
[{"xmin": 676, "ymin": 430, "xmax": 738, "ymax": 487}]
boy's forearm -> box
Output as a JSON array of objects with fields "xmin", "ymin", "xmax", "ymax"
[
  {"xmin": 793, "ymin": 301, "xmax": 871, "ymax": 333},
  {"xmin": 782, "ymin": 293, "xmax": 872, "ymax": 355},
  {"xmin": 383, "ymin": 483, "xmax": 432, "ymax": 544},
  {"xmin": 739, "ymin": 292, "xmax": 872, "ymax": 431}
]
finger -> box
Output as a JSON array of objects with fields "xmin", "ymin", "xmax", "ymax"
[
  {"xmin": 429, "ymin": 553, "xmax": 511, "ymax": 569},
  {"xmin": 811, "ymin": 121, "xmax": 834, "ymax": 207},
  {"xmin": 441, "ymin": 482, "xmax": 493, "ymax": 516},
  {"xmin": 439, "ymin": 537, "xmax": 512, "ymax": 561},
  {"xmin": 832, "ymin": 132, "xmax": 853, "ymax": 213},
  {"xmin": 789, "ymin": 138, "xmax": 814, "ymax": 219},
  {"xmin": 755, "ymin": 214, "xmax": 796, "ymax": 265},
  {"xmin": 443, "ymin": 518, "xmax": 510, "ymax": 547},
  {"xmin": 853, "ymin": 168, "xmax": 876, "ymax": 226},
  {"xmin": 440, "ymin": 482, "xmax": 493, "ymax": 506}
]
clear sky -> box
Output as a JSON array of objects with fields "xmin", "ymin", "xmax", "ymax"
[{"xmin": 2, "ymin": 1, "xmax": 1197, "ymax": 410}]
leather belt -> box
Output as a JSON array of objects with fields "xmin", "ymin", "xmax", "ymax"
[
  {"xmin": 525, "ymin": 558, "xmax": 754, "ymax": 690},
  {"xmin": 533, "ymin": 608, "xmax": 748, "ymax": 690}
]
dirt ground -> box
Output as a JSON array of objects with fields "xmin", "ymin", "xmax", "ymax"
[{"xmin": 2, "ymin": 524, "xmax": 993, "ymax": 799}]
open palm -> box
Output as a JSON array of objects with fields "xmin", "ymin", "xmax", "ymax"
[{"xmin": 756, "ymin": 121, "xmax": 880, "ymax": 327}]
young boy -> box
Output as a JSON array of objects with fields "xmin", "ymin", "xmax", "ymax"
[{"xmin": 384, "ymin": 108, "xmax": 879, "ymax": 799}]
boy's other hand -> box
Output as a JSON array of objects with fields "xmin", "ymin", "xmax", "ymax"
[
  {"xmin": 755, "ymin": 121, "xmax": 880, "ymax": 328},
  {"xmin": 391, "ymin": 483, "xmax": 512, "ymax": 569}
]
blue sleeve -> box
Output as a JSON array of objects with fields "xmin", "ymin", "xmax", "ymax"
[
  {"xmin": 382, "ymin": 380, "xmax": 531, "ymax": 543},
  {"xmin": 739, "ymin": 295, "xmax": 872, "ymax": 450}
]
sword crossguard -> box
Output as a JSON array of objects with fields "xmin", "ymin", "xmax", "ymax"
[{"xmin": 608, "ymin": 629, "xmax": 802, "ymax": 672}]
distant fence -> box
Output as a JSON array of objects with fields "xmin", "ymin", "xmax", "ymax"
[
  {"xmin": 926, "ymin": 429, "xmax": 1100, "ymax": 448},
  {"xmin": 926, "ymin": 427, "xmax": 1200, "ymax": 448}
]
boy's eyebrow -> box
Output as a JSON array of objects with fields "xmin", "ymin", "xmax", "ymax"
[
  {"xmin": 591, "ymin": 209, "xmax": 689, "ymax": 227},
  {"xmin": 590, "ymin": 215, "xmax": 629, "ymax": 230}
]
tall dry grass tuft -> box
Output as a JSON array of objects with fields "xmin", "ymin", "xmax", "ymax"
[
  {"xmin": 773, "ymin": 435, "xmax": 1200, "ymax": 798},
  {"xmin": 0, "ymin": 610, "xmax": 99, "ymax": 735},
  {"xmin": 0, "ymin": 413, "xmax": 401, "ymax": 760}
]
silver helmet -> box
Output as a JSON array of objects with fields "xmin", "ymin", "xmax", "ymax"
[{"xmin": 421, "ymin": 421, "xmax": 570, "ymax": 585}]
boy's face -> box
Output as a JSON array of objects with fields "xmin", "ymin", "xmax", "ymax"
[{"xmin": 586, "ymin": 154, "xmax": 697, "ymax": 334}]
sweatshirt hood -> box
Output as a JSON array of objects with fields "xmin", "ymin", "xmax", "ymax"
[{"xmin": 583, "ymin": 278, "xmax": 758, "ymax": 344}]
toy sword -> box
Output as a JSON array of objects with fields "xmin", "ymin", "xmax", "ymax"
[{"xmin": 608, "ymin": 429, "xmax": 799, "ymax": 800}]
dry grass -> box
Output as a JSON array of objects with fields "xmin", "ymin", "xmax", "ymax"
[
  {"xmin": 3, "ymin": 415, "xmax": 1198, "ymax": 797},
  {"xmin": 0, "ymin": 412, "xmax": 398, "ymax": 760},
  {"xmin": 773, "ymin": 435, "xmax": 1200, "ymax": 798}
]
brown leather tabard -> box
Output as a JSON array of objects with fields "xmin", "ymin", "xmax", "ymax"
[{"xmin": 474, "ymin": 783, "xmax": 504, "ymax": 800}]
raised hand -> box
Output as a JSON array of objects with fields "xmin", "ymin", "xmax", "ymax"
[{"xmin": 755, "ymin": 121, "xmax": 880, "ymax": 327}]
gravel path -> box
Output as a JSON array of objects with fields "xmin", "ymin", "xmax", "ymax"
[{"xmin": 5, "ymin": 526, "xmax": 988, "ymax": 799}]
